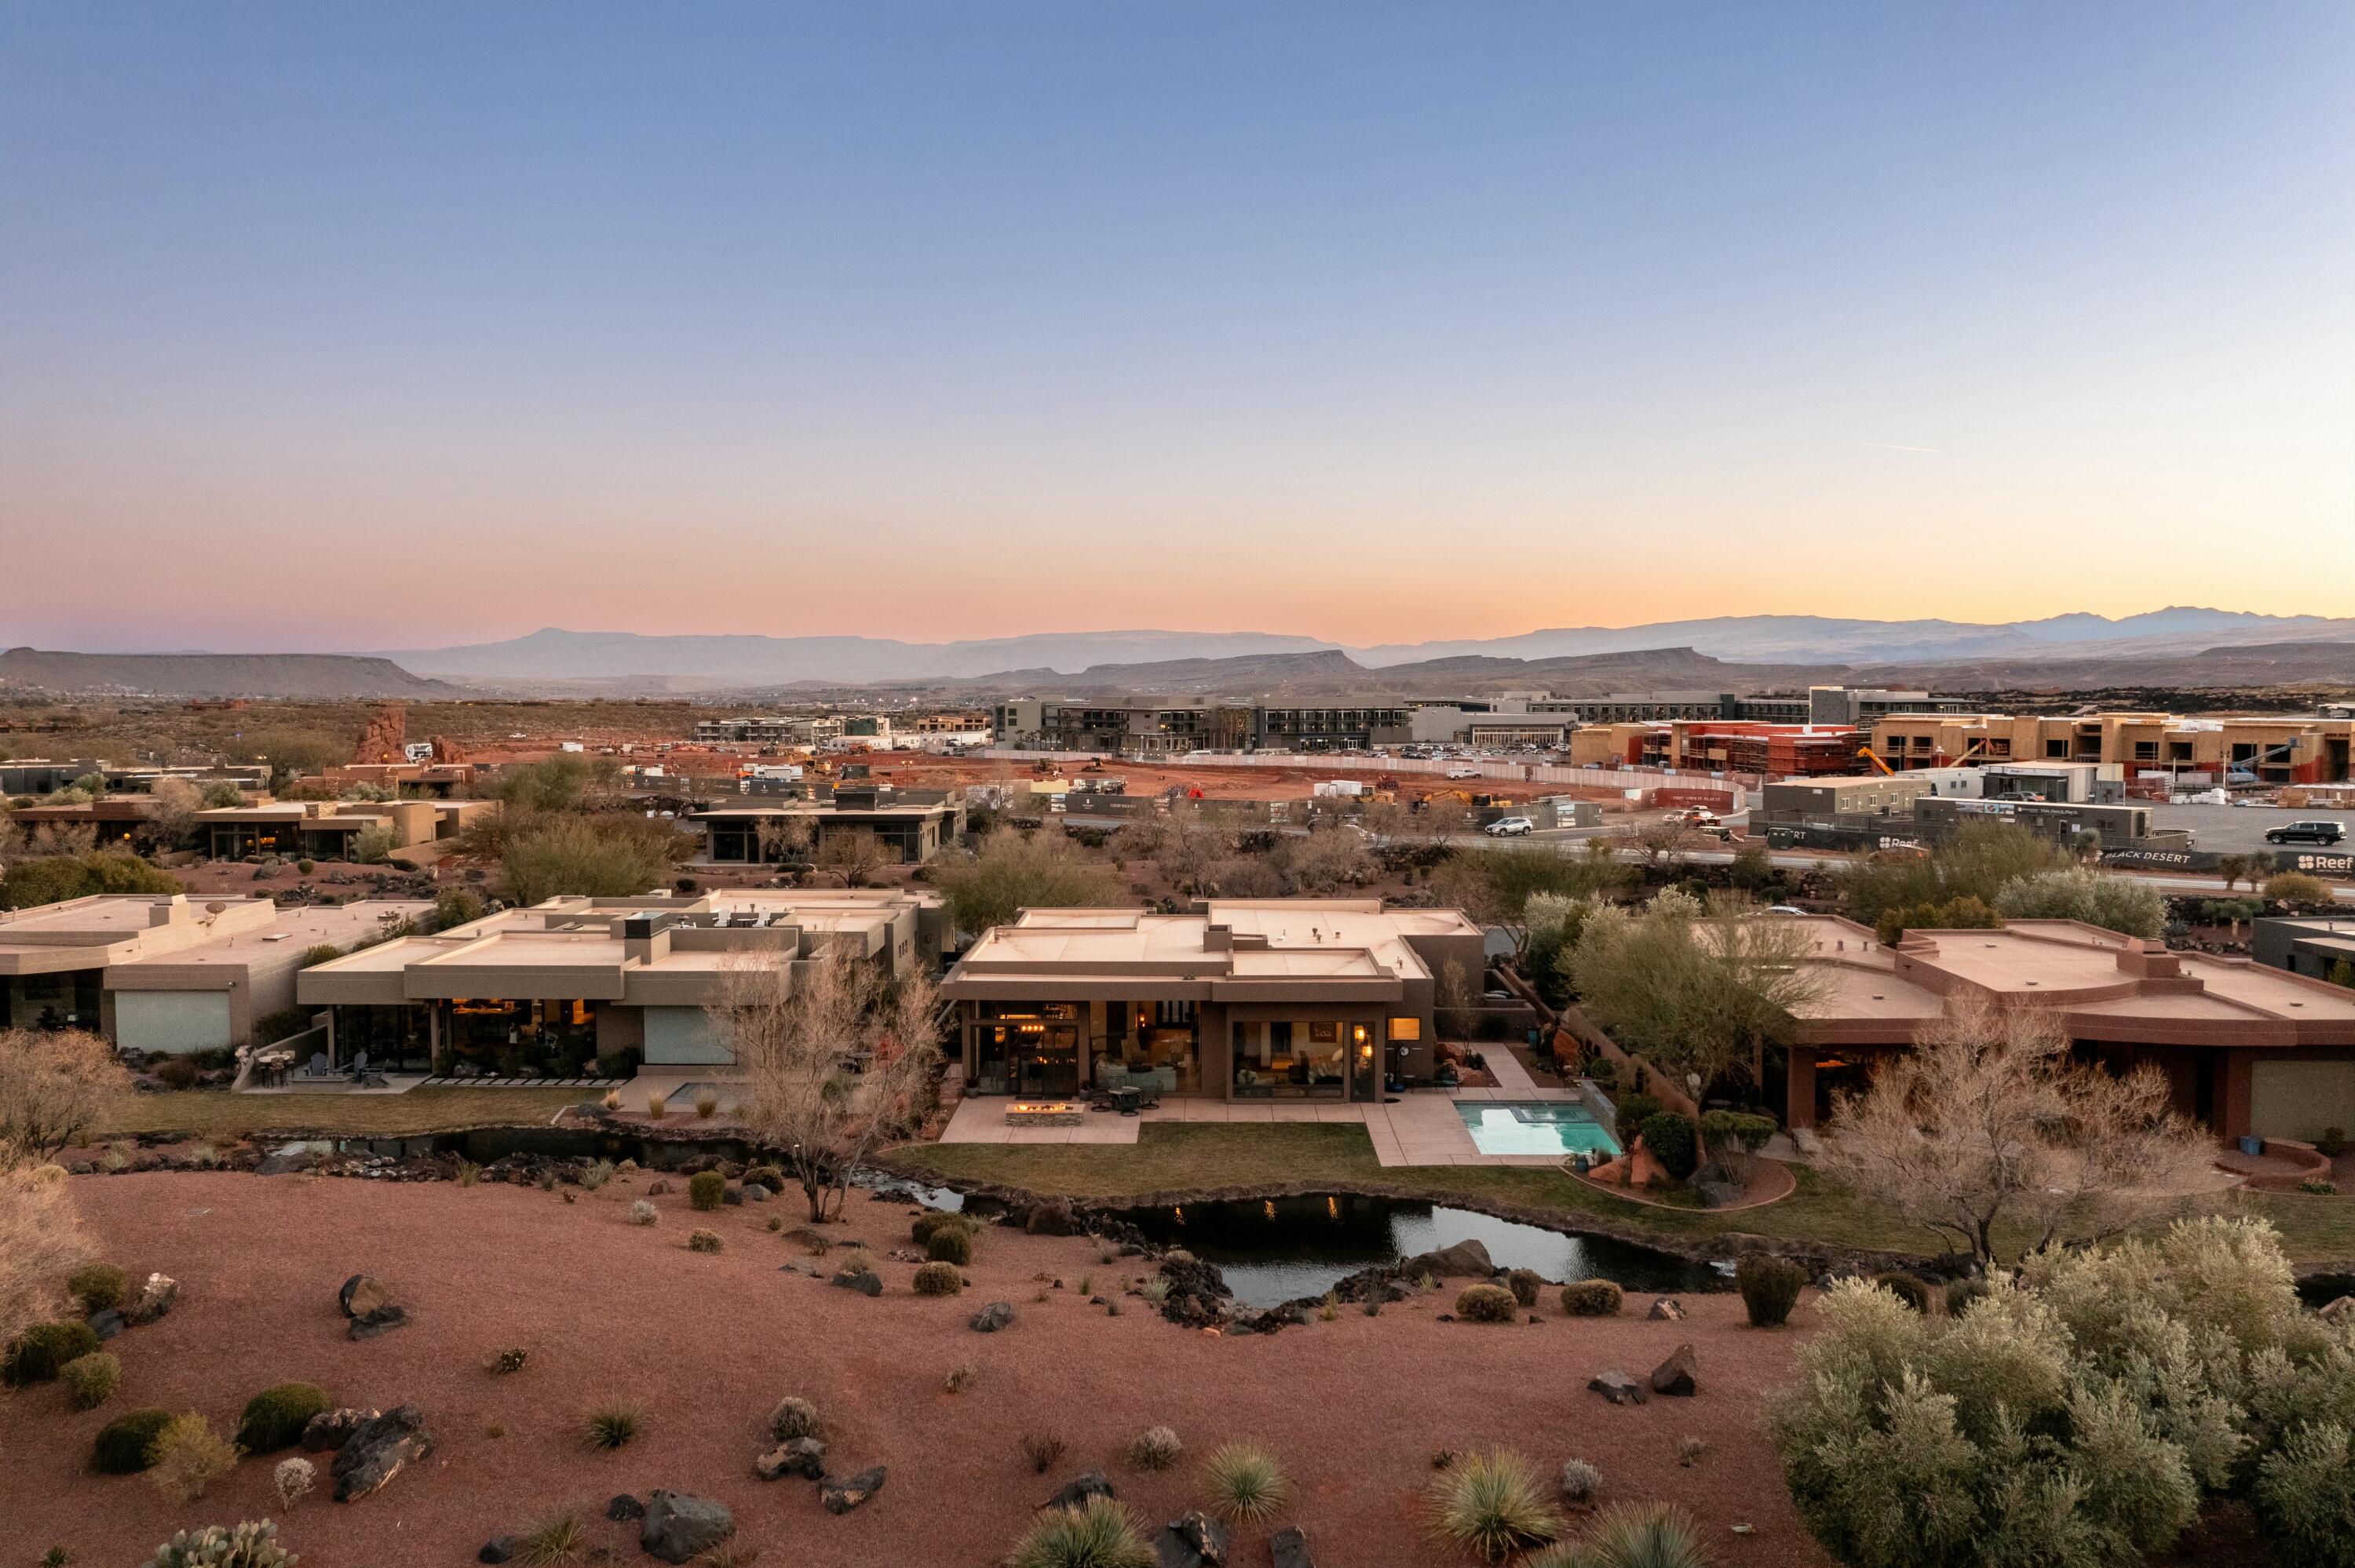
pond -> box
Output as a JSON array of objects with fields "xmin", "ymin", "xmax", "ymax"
[{"xmin": 1104, "ymin": 1193, "xmax": 1727, "ymax": 1307}]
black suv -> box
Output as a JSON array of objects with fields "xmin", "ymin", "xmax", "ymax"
[{"xmin": 2265, "ymin": 820, "xmax": 2347, "ymax": 846}]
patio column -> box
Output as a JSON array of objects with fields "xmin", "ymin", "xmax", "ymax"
[
  {"xmin": 2217, "ymin": 1052, "xmax": 2254, "ymax": 1143},
  {"xmin": 1786, "ymin": 1045, "xmax": 1817, "ymax": 1130}
]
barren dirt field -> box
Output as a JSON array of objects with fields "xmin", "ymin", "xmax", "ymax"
[{"xmin": 11, "ymin": 1173, "xmax": 1830, "ymax": 1568}]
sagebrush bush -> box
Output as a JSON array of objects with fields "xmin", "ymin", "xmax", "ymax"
[
  {"xmin": 913, "ymin": 1261, "xmax": 965, "ymax": 1296},
  {"xmin": 1202, "ymin": 1441, "xmax": 1291, "ymax": 1525},
  {"xmin": 71, "ymin": 1262, "xmax": 130, "ymax": 1314},
  {"xmin": 1128, "ymin": 1424, "xmax": 1182, "ymax": 1470},
  {"xmin": 1505, "ymin": 1269, "xmax": 1543, "ymax": 1307},
  {"xmin": 1558, "ymin": 1457, "xmax": 1602, "ymax": 1505},
  {"xmin": 629, "ymin": 1199, "xmax": 658, "ymax": 1225},
  {"xmin": 1736, "ymin": 1253, "xmax": 1806, "ymax": 1328},
  {"xmin": 2253, "ymin": 1420, "xmax": 2355, "ymax": 1568},
  {"xmin": 1429, "ymin": 1449, "xmax": 1564, "ymax": 1564},
  {"xmin": 93, "ymin": 1407, "xmax": 174, "ymax": 1473},
  {"xmin": 770, "ymin": 1396, "xmax": 823, "ymax": 1441},
  {"xmin": 236, "ymin": 1382, "xmax": 329, "ymax": 1453},
  {"xmin": 1557, "ymin": 1279, "xmax": 1623, "ymax": 1317},
  {"xmin": 61, "ymin": 1350, "xmax": 121, "ymax": 1410},
  {"xmin": 1007, "ymin": 1493, "xmax": 1157, "ymax": 1568},
  {"xmin": 687, "ymin": 1229, "xmax": 723, "ymax": 1253},
  {"xmin": 688, "ymin": 1171, "xmax": 725, "ymax": 1210},
  {"xmin": 140, "ymin": 1520, "xmax": 297, "ymax": 1568},
  {"xmin": 5, "ymin": 1319, "xmax": 101, "ymax": 1385},
  {"xmin": 926, "ymin": 1226, "xmax": 974, "ymax": 1265},
  {"xmin": 148, "ymin": 1412, "xmax": 239, "ymax": 1503},
  {"xmin": 1455, "ymin": 1283, "xmax": 1520, "ymax": 1323},
  {"xmin": 1944, "ymin": 1276, "xmax": 1992, "ymax": 1318}
]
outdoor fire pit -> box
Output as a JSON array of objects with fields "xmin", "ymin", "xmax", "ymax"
[{"xmin": 1004, "ymin": 1101, "xmax": 1083, "ymax": 1126}]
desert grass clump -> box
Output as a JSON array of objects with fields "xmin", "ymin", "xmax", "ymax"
[
  {"xmin": 945, "ymin": 1361, "xmax": 978, "ymax": 1394},
  {"xmin": 1522, "ymin": 1502, "xmax": 1709, "ymax": 1568},
  {"xmin": 1734, "ymin": 1252, "xmax": 1806, "ymax": 1329},
  {"xmin": 69, "ymin": 1262, "xmax": 129, "ymax": 1314},
  {"xmin": 1676, "ymin": 1435, "xmax": 1707, "ymax": 1468},
  {"xmin": 61, "ymin": 1350, "xmax": 121, "ymax": 1409},
  {"xmin": 644, "ymin": 1088, "xmax": 670, "ymax": 1121},
  {"xmin": 688, "ymin": 1171, "xmax": 726, "ymax": 1211},
  {"xmin": 1455, "ymin": 1283, "xmax": 1520, "ymax": 1323},
  {"xmin": 1139, "ymin": 1276, "xmax": 1170, "ymax": 1307},
  {"xmin": 601, "ymin": 1088, "xmax": 623, "ymax": 1112},
  {"xmin": 688, "ymin": 1228, "xmax": 724, "ymax": 1253},
  {"xmin": 770, "ymin": 1395, "xmax": 823, "ymax": 1441},
  {"xmin": 1319, "ymin": 1290, "xmax": 1340, "ymax": 1322},
  {"xmin": 93, "ymin": 1407, "xmax": 173, "ymax": 1474},
  {"xmin": 455, "ymin": 1158, "xmax": 481, "ymax": 1187},
  {"xmin": 1007, "ymin": 1493, "xmax": 1157, "ymax": 1568},
  {"xmin": 1558, "ymin": 1458, "xmax": 1603, "ymax": 1506},
  {"xmin": 913, "ymin": 1261, "xmax": 964, "ymax": 1296},
  {"xmin": 1429, "ymin": 1449, "xmax": 1565, "ymax": 1564},
  {"xmin": 1021, "ymin": 1430, "xmax": 1068, "ymax": 1474},
  {"xmin": 148, "ymin": 1412, "xmax": 239, "ymax": 1503},
  {"xmin": 926, "ymin": 1225, "xmax": 974, "ymax": 1265},
  {"xmin": 1077, "ymin": 1272, "xmax": 1093, "ymax": 1297},
  {"xmin": 1505, "ymin": 1268, "xmax": 1543, "ymax": 1308},
  {"xmin": 582, "ymin": 1402, "xmax": 643, "ymax": 1451},
  {"xmin": 1202, "ymin": 1441, "xmax": 1291, "ymax": 1525},
  {"xmin": 236, "ymin": 1381, "xmax": 328, "ymax": 1453},
  {"xmin": 273, "ymin": 1454, "xmax": 316, "ymax": 1509},
  {"xmin": 1557, "ymin": 1279, "xmax": 1623, "ymax": 1317},
  {"xmin": 696, "ymin": 1092, "xmax": 721, "ymax": 1119},
  {"xmin": 521, "ymin": 1508, "xmax": 590, "ymax": 1565},
  {"xmin": 1128, "ymin": 1424, "xmax": 1182, "ymax": 1471},
  {"xmin": 628, "ymin": 1199, "xmax": 658, "ymax": 1226}
]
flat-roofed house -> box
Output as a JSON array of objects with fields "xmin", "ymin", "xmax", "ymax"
[
  {"xmin": 1772, "ymin": 914, "xmax": 2355, "ymax": 1143},
  {"xmin": 939, "ymin": 899, "xmax": 1484, "ymax": 1100},
  {"xmin": 694, "ymin": 788, "xmax": 965, "ymax": 866}
]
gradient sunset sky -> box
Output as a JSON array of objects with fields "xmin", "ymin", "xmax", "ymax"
[{"xmin": 4, "ymin": 3, "xmax": 2351, "ymax": 653}]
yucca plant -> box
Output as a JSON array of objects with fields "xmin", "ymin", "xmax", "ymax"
[
  {"xmin": 1202, "ymin": 1441, "xmax": 1291, "ymax": 1525},
  {"xmin": 1429, "ymin": 1449, "xmax": 1565, "ymax": 1563},
  {"xmin": 1008, "ymin": 1494, "xmax": 1158, "ymax": 1568},
  {"xmin": 1523, "ymin": 1503, "xmax": 1711, "ymax": 1568}
]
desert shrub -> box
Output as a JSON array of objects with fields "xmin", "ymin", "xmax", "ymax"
[
  {"xmin": 743, "ymin": 1162, "xmax": 783, "ymax": 1192},
  {"xmin": 1699, "ymin": 1109, "xmax": 1778, "ymax": 1161},
  {"xmin": 628, "ymin": 1199, "xmax": 657, "ymax": 1225},
  {"xmin": 1523, "ymin": 1502, "xmax": 1710, "ymax": 1568},
  {"xmin": 687, "ymin": 1228, "xmax": 722, "ymax": 1253},
  {"xmin": 5, "ymin": 1319, "xmax": 100, "ymax": 1385},
  {"xmin": 236, "ymin": 1381, "xmax": 328, "ymax": 1453},
  {"xmin": 155, "ymin": 1056, "xmax": 201, "ymax": 1089},
  {"xmin": 1319, "ymin": 1289, "xmax": 1339, "ymax": 1322},
  {"xmin": 61, "ymin": 1350, "xmax": 121, "ymax": 1409},
  {"xmin": 520, "ymin": 1509, "xmax": 590, "ymax": 1566},
  {"xmin": 1736, "ymin": 1253, "xmax": 1806, "ymax": 1328},
  {"xmin": 1637, "ymin": 1112, "xmax": 1700, "ymax": 1180},
  {"xmin": 926, "ymin": 1225, "xmax": 975, "ymax": 1265},
  {"xmin": 1557, "ymin": 1279, "xmax": 1623, "ymax": 1317},
  {"xmin": 1944, "ymin": 1277, "xmax": 1992, "ymax": 1318},
  {"xmin": 488, "ymin": 1347, "xmax": 530, "ymax": 1375},
  {"xmin": 911, "ymin": 1210, "xmax": 972, "ymax": 1247},
  {"xmin": 770, "ymin": 1395, "xmax": 823, "ymax": 1441},
  {"xmin": 2252, "ymin": 1421, "xmax": 2355, "ymax": 1568},
  {"xmin": 1558, "ymin": 1457, "xmax": 1603, "ymax": 1505},
  {"xmin": 1505, "ymin": 1268, "xmax": 1543, "ymax": 1307},
  {"xmin": 140, "ymin": 1520, "xmax": 297, "ymax": 1568},
  {"xmin": 582, "ymin": 1402, "xmax": 642, "ymax": 1450},
  {"xmin": 1871, "ymin": 1272, "xmax": 1933, "ymax": 1314},
  {"xmin": 1140, "ymin": 1276, "xmax": 1171, "ymax": 1307},
  {"xmin": 1677, "ymin": 1435, "xmax": 1707, "ymax": 1467},
  {"xmin": 945, "ymin": 1362, "xmax": 978, "ymax": 1394},
  {"xmin": 93, "ymin": 1407, "xmax": 175, "ymax": 1473},
  {"xmin": 687, "ymin": 1171, "xmax": 725, "ymax": 1210},
  {"xmin": 1202, "ymin": 1441, "xmax": 1291, "ymax": 1525},
  {"xmin": 70, "ymin": 1261, "xmax": 130, "ymax": 1313},
  {"xmin": 695, "ymin": 1092, "xmax": 720, "ymax": 1119},
  {"xmin": 1455, "ymin": 1283, "xmax": 1520, "ymax": 1323},
  {"xmin": 2303, "ymin": 1179, "xmax": 2341, "ymax": 1197},
  {"xmin": 1021, "ymin": 1430, "xmax": 1067, "ymax": 1474},
  {"xmin": 913, "ymin": 1261, "xmax": 964, "ymax": 1296},
  {"xmin": 1129, "ymin": 1424, "xmax": 1183, "ymax": 1471},
  {"xmin": 272, "ymin": 1455, "xmax": 316, "ymax": 1509},
  {"xmin": 2267, "ymin": 872, "xmax": 2336, "ymax": 907},
  {"xmin": 148, "ymin": 1412, "xmax": 239, "ymax": 1502},
  {"xmin": 842, "ymin": 1247, "xmax": 875, "ymax": 1274},
  {"xmin": 1007, "ymin": 1493, "xmax": 1157, "ymax": 1568},
  {"xmin": 1429, "ymin": 1448, "xmax": 1565, "ymax": 1563},
  {"xmin": 1613, "ymin": 1091, "xmax": 1663, "ymax": 1131},
  {"xmin": 578, "ymin": 1159, "xmax": 615, "ymax": 1191}
]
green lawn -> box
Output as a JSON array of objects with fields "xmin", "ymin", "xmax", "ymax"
[{"xmin": 100, "ymin": 1088, "xmax": 589, "ymax": 1139}]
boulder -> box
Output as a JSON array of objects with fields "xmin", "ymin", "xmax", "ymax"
[
  {"xmin": 743, "ymin": 1183, "xmax": 770, "ymax": 1203},
  {"xmin": 820, "ymin": 1464, "xmax": 886, "ymax": 1514},
  {"xmin": 330, "ymin": 1404, "xmax": 436, "ymax": 1501},
  {"xmin": 1156, "ymin": 1256, "xmax": 1232, "ymax": 1329},
  {"xmin": 478, "ymin": 1537, "xmax": 519, "ymax": 1564},
  {"xmin": 124, "ymin": 1272, "xmax": 178, "ymax": 1326},
  {"xmin": 338, "ymin": 1274, "xmax": 390, "ymax": 1318},
  {"xmin": 1400, "ymin": 1239, "xmax": 1493, "ymax": 1279},
  {"xmin": 605, "ymin": 1494, "xmax": 646, "ymax": 1522},
  {"xmin": 647, "ymin": 1180, "xmax": 670, "ymax": 1197},
  {"xmin": 2321, "ymin": 1296, "xmax": 2355, "ymax": 1326},
  {"xmin": 829, "ymin": 1269, "xmax": 883, "ymax": 1297},
  {"xmin": 257, "ymin": 1149, "xmax": 316, "ymax": 1176},
  {"xmin": 969, "ymin": 1301, "xmax": 1017, "ymax": 1333},
  {"xmin": 1588, "ymin": 1368, "xmax": 1647, "ymax": 1406},
  {"xmin": 1042, "ymin": 1469, "xmax": 1117, "ymax": 1511},
  {"xmin": 87, "ymin": 1308, "xmax": 126, "ymax": 1341},
  {"xmin": 1650, "ymin": 1344, "xmax": 1697, "ymax": 1398},
  {"xmin": 349, "ymin": 1304, "xmax": 409, "ymax": 1340},
  {"xmin": 1648, "ymin": 1296, "xmax": 1687, "ymax": 1322},
  {"xmin": 754, "ymin": 1437, "xmax": 828, "ymax": 1482},
  {"xmin": 1024, "ymin": 1198, "xmax": 1080, "ymax": 1236},
  {"xmin": 640, "ymin": 1491, "xmax": 736, "ymax": 1564},
  {"xmin": 301, "ymin": 1407, "xmax": 380, "ymax": 1453},
  {"xmin": 1269, "ymin": 1525, "xmax": 1315, "ymax": 1568},
  {"xmin": 1154, "ymin": 1508, "xmax": 1230, "ymax": 1568}
]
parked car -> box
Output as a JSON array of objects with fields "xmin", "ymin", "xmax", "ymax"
[
  {"xmin": 2266, "ymin": 820, "xmax": 2347, "ymax": 845},
  {"xmin": 1484, "ymin": 816, "xmax": 1535, "ymax": 837},
  {"xmin": 1445, "ymin": 767, "xmax": 1481, "ymax": 779}
]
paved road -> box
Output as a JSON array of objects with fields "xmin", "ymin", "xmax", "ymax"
[{"xmin": 2136, "ymin": 800, "xmax": 2355, "ymax": 855}]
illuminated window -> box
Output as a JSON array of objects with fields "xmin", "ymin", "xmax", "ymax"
[{"xmin": 1387, "ymin": 1017, "xmax": 1422, "ymax": 1041}]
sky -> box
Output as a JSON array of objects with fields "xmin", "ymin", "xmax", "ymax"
[{"xmin": 3, "ymin": 2, "xmax": 2352, "ymax": 654}]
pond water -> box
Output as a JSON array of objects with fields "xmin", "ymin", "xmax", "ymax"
[{"xmin": 1105, "ymin": 1193, "xmax": 1727, "ymax": 1307}]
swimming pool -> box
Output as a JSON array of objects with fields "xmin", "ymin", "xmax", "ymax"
[{"xmin": 1455, "ymin": 1100, "xmax": 1622, "ymax": 1158}]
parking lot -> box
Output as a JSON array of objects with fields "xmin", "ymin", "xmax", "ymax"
[{"xmin": 2138, "ymin": 800, "xmax": 2353, "ymax": 855}]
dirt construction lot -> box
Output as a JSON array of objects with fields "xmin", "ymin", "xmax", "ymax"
[{"xmin": 9, "ymin": 1173, "xmax": 1829, "ymax": 1568}]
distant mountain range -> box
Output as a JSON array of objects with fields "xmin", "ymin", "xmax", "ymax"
[{"xmin": 0, "ymin": 647, "xmax": 459, "ymax": 700}]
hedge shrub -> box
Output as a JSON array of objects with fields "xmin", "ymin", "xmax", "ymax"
[
  {"xmin": 1736, "ymin": 1253, "xmax": 1806, "ymax": 1328},
  {"xmin": 687, "ymin": 1171, "xmax": 725, "ymax": 1211},
  {"xmin": 1455, "ymin": 1283, "xmax": 1520, "ymax": 1322},
  {"xmin": 62, "ymin": 1351, "xmax": 122, "ymax": 1410},
  {"xmin": 913, "ymin": 1262, "xmax": 965, "ymax": 1296},
  {"xmin": 1637, "ymin": 1112, "xmax": 1700, "ymax": 1180},
  {"xmin": 4, "ymin": 1319, "xmax": 101, "ymax": 1386},
  {"xmin": 236, "ymin": 1382, "xmax": 329, "ymax": 1453},
  {"xmin": 926, "ymin": 1226, "xmax": 973, "ymax": 1265},
  {"xmin": 1557, "ymin": 1279, "xmax": 1623, "ymax": 1317},
  {"xmin": 94, "ymin": 1407, "xmax": 175, "ymax": 1474},
  {"xmin": 71, "ymin": 1262, "xmax": 130, "ymax": 1314}
]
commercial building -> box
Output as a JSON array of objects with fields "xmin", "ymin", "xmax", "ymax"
[
  {"xmin": 1771, "ymin": 914, "xmax": 2355, "ymax": 1143},
  {"xmin": 1668, "ymin": 723, "xmax": 1864, "ymax": 777},
  {"xmin": 1912, "ymin": 796, "xmax": 2174, "ymax": 851},
  {"xmin": 1758, "ymin": 774, "xmax": 1935, "ymax": 828},
  {"xmin": 1869, "ymin": 713, "xmax": 2355, "ymax": 786},
  {"xmin": 0, "ymin": 894, "xmax": 429, "ymax": 1052},
  {"xmin": 940, "ymin": 899, "xmax": 1484, "ymax": 1101},
  {"xmin": 693, "ymin": 786, "xmax": 966, "ymax": 866},
  {"xmin": 2253, "ymin": 917, "xmax": 2355, "ymax": 985},
  {"xmin": 296, "ymin": 889, "xmax": 948, "ymax": 1074},
  {"xmin": 990, "ymin": 700, "xmax": 1255, "ymax": 757}
]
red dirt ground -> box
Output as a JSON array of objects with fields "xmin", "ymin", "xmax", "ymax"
[{"xmin": 9, "ymin": 1174, "xmax": 1831, "ymax": 1568}]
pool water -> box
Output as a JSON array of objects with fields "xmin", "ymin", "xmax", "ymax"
[{"xmin": 1455, "ymin": 1101, "xmax": 1621, "ymax": 1158}]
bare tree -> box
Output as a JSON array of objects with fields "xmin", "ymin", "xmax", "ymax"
[
  {"xmin": 0, "ymin": 1028, "xmax": 130, "ymax": 1166},
  {"xmin": 144, "ymin": 778, "xmax": 203, "ymax": 852},
  {"xmin": 1616, "ymin": 816, "xmax": 1702, "ymax": 870},
  {"xmin": 2214, "ymin": 853, "xmax": 2258, "ymax": 894},
  {"xmin": 814, "ymin": 829, "xmax": 893, "ymax": 888},
  {"xmin": 0, "ymin": 1162, "xmax": 93, "ymax": 1350},
  {"xmin": 1287, "ymin": 820, "xmax": 1375, "ymax": 894},
  {"xmin": 754, "ymin": 815, "xmax": 813, "ymax": 867},
  {"xmin": 709, "ymin": 947, "xmax": 940, "ymax": 1223},
  {"xmin": 1824, "ymin": 993, "xmax": 2216, "ymax": 1265}
]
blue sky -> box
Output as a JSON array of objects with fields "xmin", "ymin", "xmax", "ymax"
[{"xmin": 3, "ymin": 3, "xmax": 2350, "ymax": 650}]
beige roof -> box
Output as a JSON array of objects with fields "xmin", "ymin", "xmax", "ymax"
[{"xmin": 109, "ymin": 900, "xmax": 433, "ymax": 972}]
